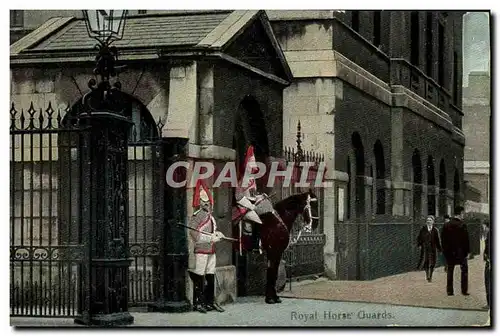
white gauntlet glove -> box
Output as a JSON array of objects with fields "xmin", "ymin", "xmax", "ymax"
[{"xmin": 212, "ymin": 231, "xmax": 225, "ymax": 243}]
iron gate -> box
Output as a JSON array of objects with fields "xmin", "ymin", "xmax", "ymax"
[
  {"xmin": 127, "ymin": 120, "xmax": 164, "ymax": 307},
  {"xmin": 10, "ymin": 103, "xmax": 89, "ymax": 317},
  {"xmin": 10, "ymin": 101, "xmax": 166, "ymax": 316}
]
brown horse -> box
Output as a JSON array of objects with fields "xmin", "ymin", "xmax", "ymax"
[{"xmin": 257, "ymin": 190, "xmax": 319, "ymax": 304}]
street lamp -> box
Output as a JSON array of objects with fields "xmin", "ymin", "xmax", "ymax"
[
  {"xmin": 74, "ymin": 10, "xmax": 134, "ymax": 326},
  {"xmin": 81, "ymin": 10, "xmax": 128, "ymax": 108},
  {"xmin": 82, "ymin": 10, "xmax": 127, "ymax": 46}
]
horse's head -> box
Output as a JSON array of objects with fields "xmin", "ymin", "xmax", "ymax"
[
  {"xmin": 274, "ymin": 189, "xmax": 320, "ymax": 232},
  {"xmin": 301, "ymin": 189, "xmax": 319, "ymax": 231}
]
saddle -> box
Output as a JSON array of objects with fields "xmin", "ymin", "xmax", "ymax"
[{"xmin": 232, "ymin": 194, "xmax": 283, "ymax": 254}]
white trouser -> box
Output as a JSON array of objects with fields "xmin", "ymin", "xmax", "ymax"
[{"xmin": 191, "ymin": 253, "xmax": 216, "ymax": 275}]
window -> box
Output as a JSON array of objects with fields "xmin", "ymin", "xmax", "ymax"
[
  {"xmin": 438, "ymin": 23, "xmax": 445, "ymax": 86},
  {"xmin": 138, "ymin": 10, "xmax": 147, "ymax": 14},
  {"xmin": 352, "ymin": 11, "xmax": 360, "ymax": 32},
  {"xmin": 426, "ymin": 12, "xmax": 433, "ymax": 76},
  {"xmin": 410, "ymin": 12, "xmax": 420, "ymax": 66},
  {"xmin": 10, "ymin": 10, "xmax": 23, "ymax": 28},
  {"xmin": 373, "ymin": 11, "xmax": 381, "ymax": 46}
]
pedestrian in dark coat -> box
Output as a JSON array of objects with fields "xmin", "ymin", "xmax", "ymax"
[
  {"xmin": 483, "ymin": 219, "xmax": 491, "ymax": 309},
  {"xmin": 441, "ymin": 206, "xmax": 470, "ymax": 296},
  {"xmin": 417, "ymin": 215, "xmax": 442, "ymax": 282}
]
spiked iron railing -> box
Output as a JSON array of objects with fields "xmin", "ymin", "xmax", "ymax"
[{"xmin": 279, "ymin": 121, "xmax": 326, "ymax": 285}]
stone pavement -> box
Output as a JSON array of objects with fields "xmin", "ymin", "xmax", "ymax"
[
  {"xmin": 281, "ymin": 257, "xmax": 489, "ymax": 311},
  {"xmin": 10, "ymin": 297, "xmax": 489, "ymax": 327}
]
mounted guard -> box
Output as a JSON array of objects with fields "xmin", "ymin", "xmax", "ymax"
[
  {"xmin": 233, "ymin": 146, "xmax": 267, "ymax": 254},
  {"xmin": 187, "ymin": 180, "xmax": 225, "ymax": 313}
]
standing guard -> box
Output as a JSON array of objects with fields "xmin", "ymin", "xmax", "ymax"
[{"xmin": 188, "ymin": 180, "xmax": 225, "ymax": 313}]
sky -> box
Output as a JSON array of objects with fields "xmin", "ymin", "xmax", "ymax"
[{"xmin": 462, "ymin": 11, "xmax": 490, "ymax": 87}]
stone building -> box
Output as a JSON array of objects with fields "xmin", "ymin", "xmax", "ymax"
[
  {"xmin": 10, "ymin": 10, "xmax": 292, "ymax": 311},
  {"xmin": 268, "ymin": 10, "xmax": 465, "ymax": 280},
  {"xmin": 10, "ymin": 9, "xmax": 468, "ymax": 305},
  {"xmin": 461, "ymin": 12, "xmax": 491, "ymax": 215},
  {"xmin": 463, "ymin": 72, "xmax": 490, "ymax": 214}
]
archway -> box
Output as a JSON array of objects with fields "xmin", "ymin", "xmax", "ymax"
[
  {"xmin": 352, "ymin": 132, "xmax": 365, "ymax": 219},
  {"xmin": 233, "ymin": 95, "xmax": 270, "ymax": 192},
  {"xmin": 412, "ymin": 150, "xmax": 423, "ymax": 219},
  {"xmin": 374, "ymin": 140, "xmax": 386, "ymax": 215},
  {"xmin": 232, "ymin": 95, "xmax": 271, "ymax": 297},
  {"xmin": 439, "ymin": 159, "xmax": 447, "ymax": 216},
  {"xmin": 426, "ymin": 156, "xmax": 436, "ymax": 216}
]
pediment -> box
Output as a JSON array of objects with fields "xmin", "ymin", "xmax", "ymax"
[{"xmin": 223, "ymin": 14, "xmax": 292, "ymax": 82}]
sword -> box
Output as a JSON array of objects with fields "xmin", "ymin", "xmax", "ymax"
[{"xmin": 176, "ymin": 223, "xmax": 239, "ymax": 242}]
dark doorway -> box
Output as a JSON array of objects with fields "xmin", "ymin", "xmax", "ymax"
[{"xmin": 232, "ymin": 96, "xmax": 270, "ymax": 297}]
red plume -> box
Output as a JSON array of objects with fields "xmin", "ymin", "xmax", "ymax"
[{"xmin": 192, "ymin": 179, "xmax": 213, "ymax": 208}]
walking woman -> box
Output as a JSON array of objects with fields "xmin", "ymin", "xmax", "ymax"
[{"xmin": 417, "ymin": 215, "xmax": 442, "ymax": 282}]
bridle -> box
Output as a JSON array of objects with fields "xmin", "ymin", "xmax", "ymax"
[
  {"xmin": 302, "ymin": 194, "xmax": 319, "ymax": 232},
  {"xmin": 287, "ymin": 193, "xmax": 319, "ymax": 248}
]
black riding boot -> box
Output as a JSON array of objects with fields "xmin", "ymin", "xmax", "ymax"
[
  {"xmin": 204, "ymin": 274, "xmax": 225, "ymax": 312},
  {"xmin": 265, "ymin": 267, "xmax": 280, "ymax": 304},
  {"xmin": 429, "ymin": 266, "xmax": 435, "ymax": 282},
  {"xmin": 189, "ymin": 271, "xmax": 207, "ymax": 313},
  {"xmin": 266, "ymin": 268, "xmax": 276, "ymax": 304}
]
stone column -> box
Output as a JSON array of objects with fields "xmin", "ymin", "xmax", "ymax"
[
  {"xmin": 149, "ymin": 138, "xmax": 191, "ymax": 312},
  {"xmin": 384, "ymin": 179, "xmax": 392, "ymax": 215},
  {"xmin": 446, "ymin": 189, "xmax": 455, "ymax": 215},
  {"xmin": 323, "ymin": 171, "xmax": 348, "ymax": 280},
  {"xmin": 390, "ymin": 108, "xmax": 405, "ymax": 216},
  {"xmin": 392, "ymin": 181, "xmax": 412, "ymax": 217},
  {"xmin": 361, "ymin": 176, "xmax": 373, "ymax": 280},
  {"xmin": 439, "ymin": 187, "xmax": 448, "ymax": 216}
]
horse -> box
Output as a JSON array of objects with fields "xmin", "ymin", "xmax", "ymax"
[{"xmin": 257, "ymin": 189, "xmax": 319, "ymax": 304}]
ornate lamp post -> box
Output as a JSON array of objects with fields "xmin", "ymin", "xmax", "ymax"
[{"xmin": 74, "ymin": 10, "xmax": 135, "ymax": 326}]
